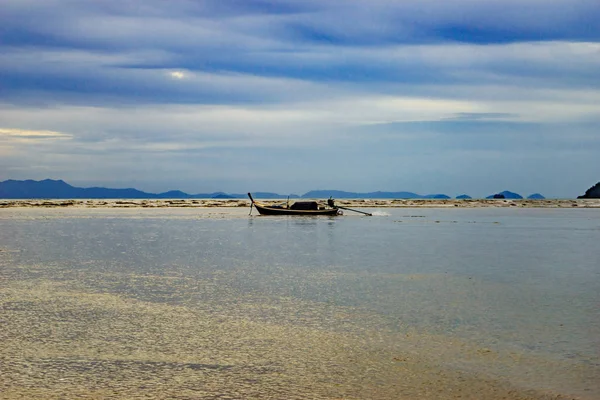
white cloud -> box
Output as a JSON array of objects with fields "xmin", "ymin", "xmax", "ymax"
[{"xmin": 0, "ymin": 127, "xmax": 72, "ymax": 140}]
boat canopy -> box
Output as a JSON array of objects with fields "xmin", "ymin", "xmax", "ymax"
[{"xmin": 289, "ymin": 201, "xmax": 319, "ymax": 210}]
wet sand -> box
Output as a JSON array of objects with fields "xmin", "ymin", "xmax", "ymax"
[
  {"xmin": 1, "ymin": 208, "xmax": 597, "ymax": 399},
  {"xmin": 1, "ymin": 198, "xmax": 599, "ymax": 209},
  {"xmin": 1, "ymin": 267, "xmax": 586, "ymax": 399}
]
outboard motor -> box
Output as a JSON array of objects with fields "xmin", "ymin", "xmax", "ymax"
[{"xmin": 327, "ymin": 197, "xmax": 335, "ymax": 208}]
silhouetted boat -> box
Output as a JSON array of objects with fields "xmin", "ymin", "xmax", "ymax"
[{"xmin": 248, "ymin": 193, "xmax": 341, "ymax": 216}]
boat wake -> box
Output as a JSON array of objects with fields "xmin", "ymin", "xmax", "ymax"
[{"xmin": 371, "ymin": 210, "xmax": 390, "ymax": 216}]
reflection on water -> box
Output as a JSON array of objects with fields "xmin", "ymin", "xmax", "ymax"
[{"xmin": 1, "ymin": 207, "xmax": 599, "ymax": 398}]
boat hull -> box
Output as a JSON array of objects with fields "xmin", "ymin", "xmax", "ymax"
[{"xmin": 253, "ymin": 203, "xmax": 340, "ymax": 216}]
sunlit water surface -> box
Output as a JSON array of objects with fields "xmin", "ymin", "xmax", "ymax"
[{"xmin": 1, "ymin": 207, "xmax": 599, "ymax": 397}]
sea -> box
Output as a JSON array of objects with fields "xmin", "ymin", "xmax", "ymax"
[{"xmin": 1, "ymin": 206, "xmax": 599, "ymax": 398}]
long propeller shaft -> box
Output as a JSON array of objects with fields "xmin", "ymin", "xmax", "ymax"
[{"xmin": 336, "ymin": 206, "xmax": 372, "ymax": 216}]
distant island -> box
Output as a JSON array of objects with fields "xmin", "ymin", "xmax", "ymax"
[
  {"xmin": 485, "ymin": 191, "xmax": 522, "ymax": 199},
  {"xmin": 302, "ymin": 190, "xmax": 451, "ymax": 199},
  {"xmin": 527, "ymin": 193, "xmax": 545, "ymax": 200},
  {"xmin": 0, "ymin": 179, "xmax": 550, "ymax": 200},
  {"xmin": 484, "ymin": 191, "xmax": 546, "ymax": 200},
  {"xmin": 577, "ymin": 182, "xmax": 600, "ymax": 199}
]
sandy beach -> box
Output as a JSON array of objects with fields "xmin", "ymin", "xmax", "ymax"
[{"xmin": 1, "ymin": 198, "xmax": 599, "ymax": 209}]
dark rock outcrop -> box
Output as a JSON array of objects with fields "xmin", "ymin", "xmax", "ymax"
[{"xmin": 578, "ymin": 182, "xmax": 600, "ymax": 199}]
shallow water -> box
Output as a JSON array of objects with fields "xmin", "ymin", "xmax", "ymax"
[{"xmin": 1, "ymin": 207, "xmax": 599, "ymax": 398}]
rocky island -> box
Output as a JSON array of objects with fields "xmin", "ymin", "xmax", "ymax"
[{"xmin": 578, "ymin": 182, "xmax": 600, "ymax": 199}]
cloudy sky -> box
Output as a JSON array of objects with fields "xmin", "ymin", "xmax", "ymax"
[{"xmin": 1, "ymin": 0, "xmax": 599, "ymax": 197}]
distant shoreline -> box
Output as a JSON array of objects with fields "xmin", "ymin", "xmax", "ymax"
[{"xmin": 2, "ymin": 199, "xmax": 600, "ymax": 208}]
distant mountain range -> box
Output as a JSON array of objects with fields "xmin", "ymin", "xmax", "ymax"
[
  {"xmin": 0, "ymin": 179, "xmax": 547, "ymax": 200},
  {"xmin": 302, "ymin": 190, "xmax": 451, "ymax": 199},
  {"xmin": 0, "ymin": 179, "xmax": 292, "ymax": 199}
]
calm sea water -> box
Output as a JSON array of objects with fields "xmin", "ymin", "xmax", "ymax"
[{"xmin": 2, "ymin": 207, "xmax": 599, "ymax": 396}]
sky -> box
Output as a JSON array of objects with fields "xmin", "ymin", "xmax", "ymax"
[{"xmin": 1, "ymin": 0, "xmax": 599, "ymax": 198}]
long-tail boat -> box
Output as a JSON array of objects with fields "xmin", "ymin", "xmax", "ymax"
[{"xmin": 248, "ymin": 193, "xmax": 341, "ymax": 216}]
